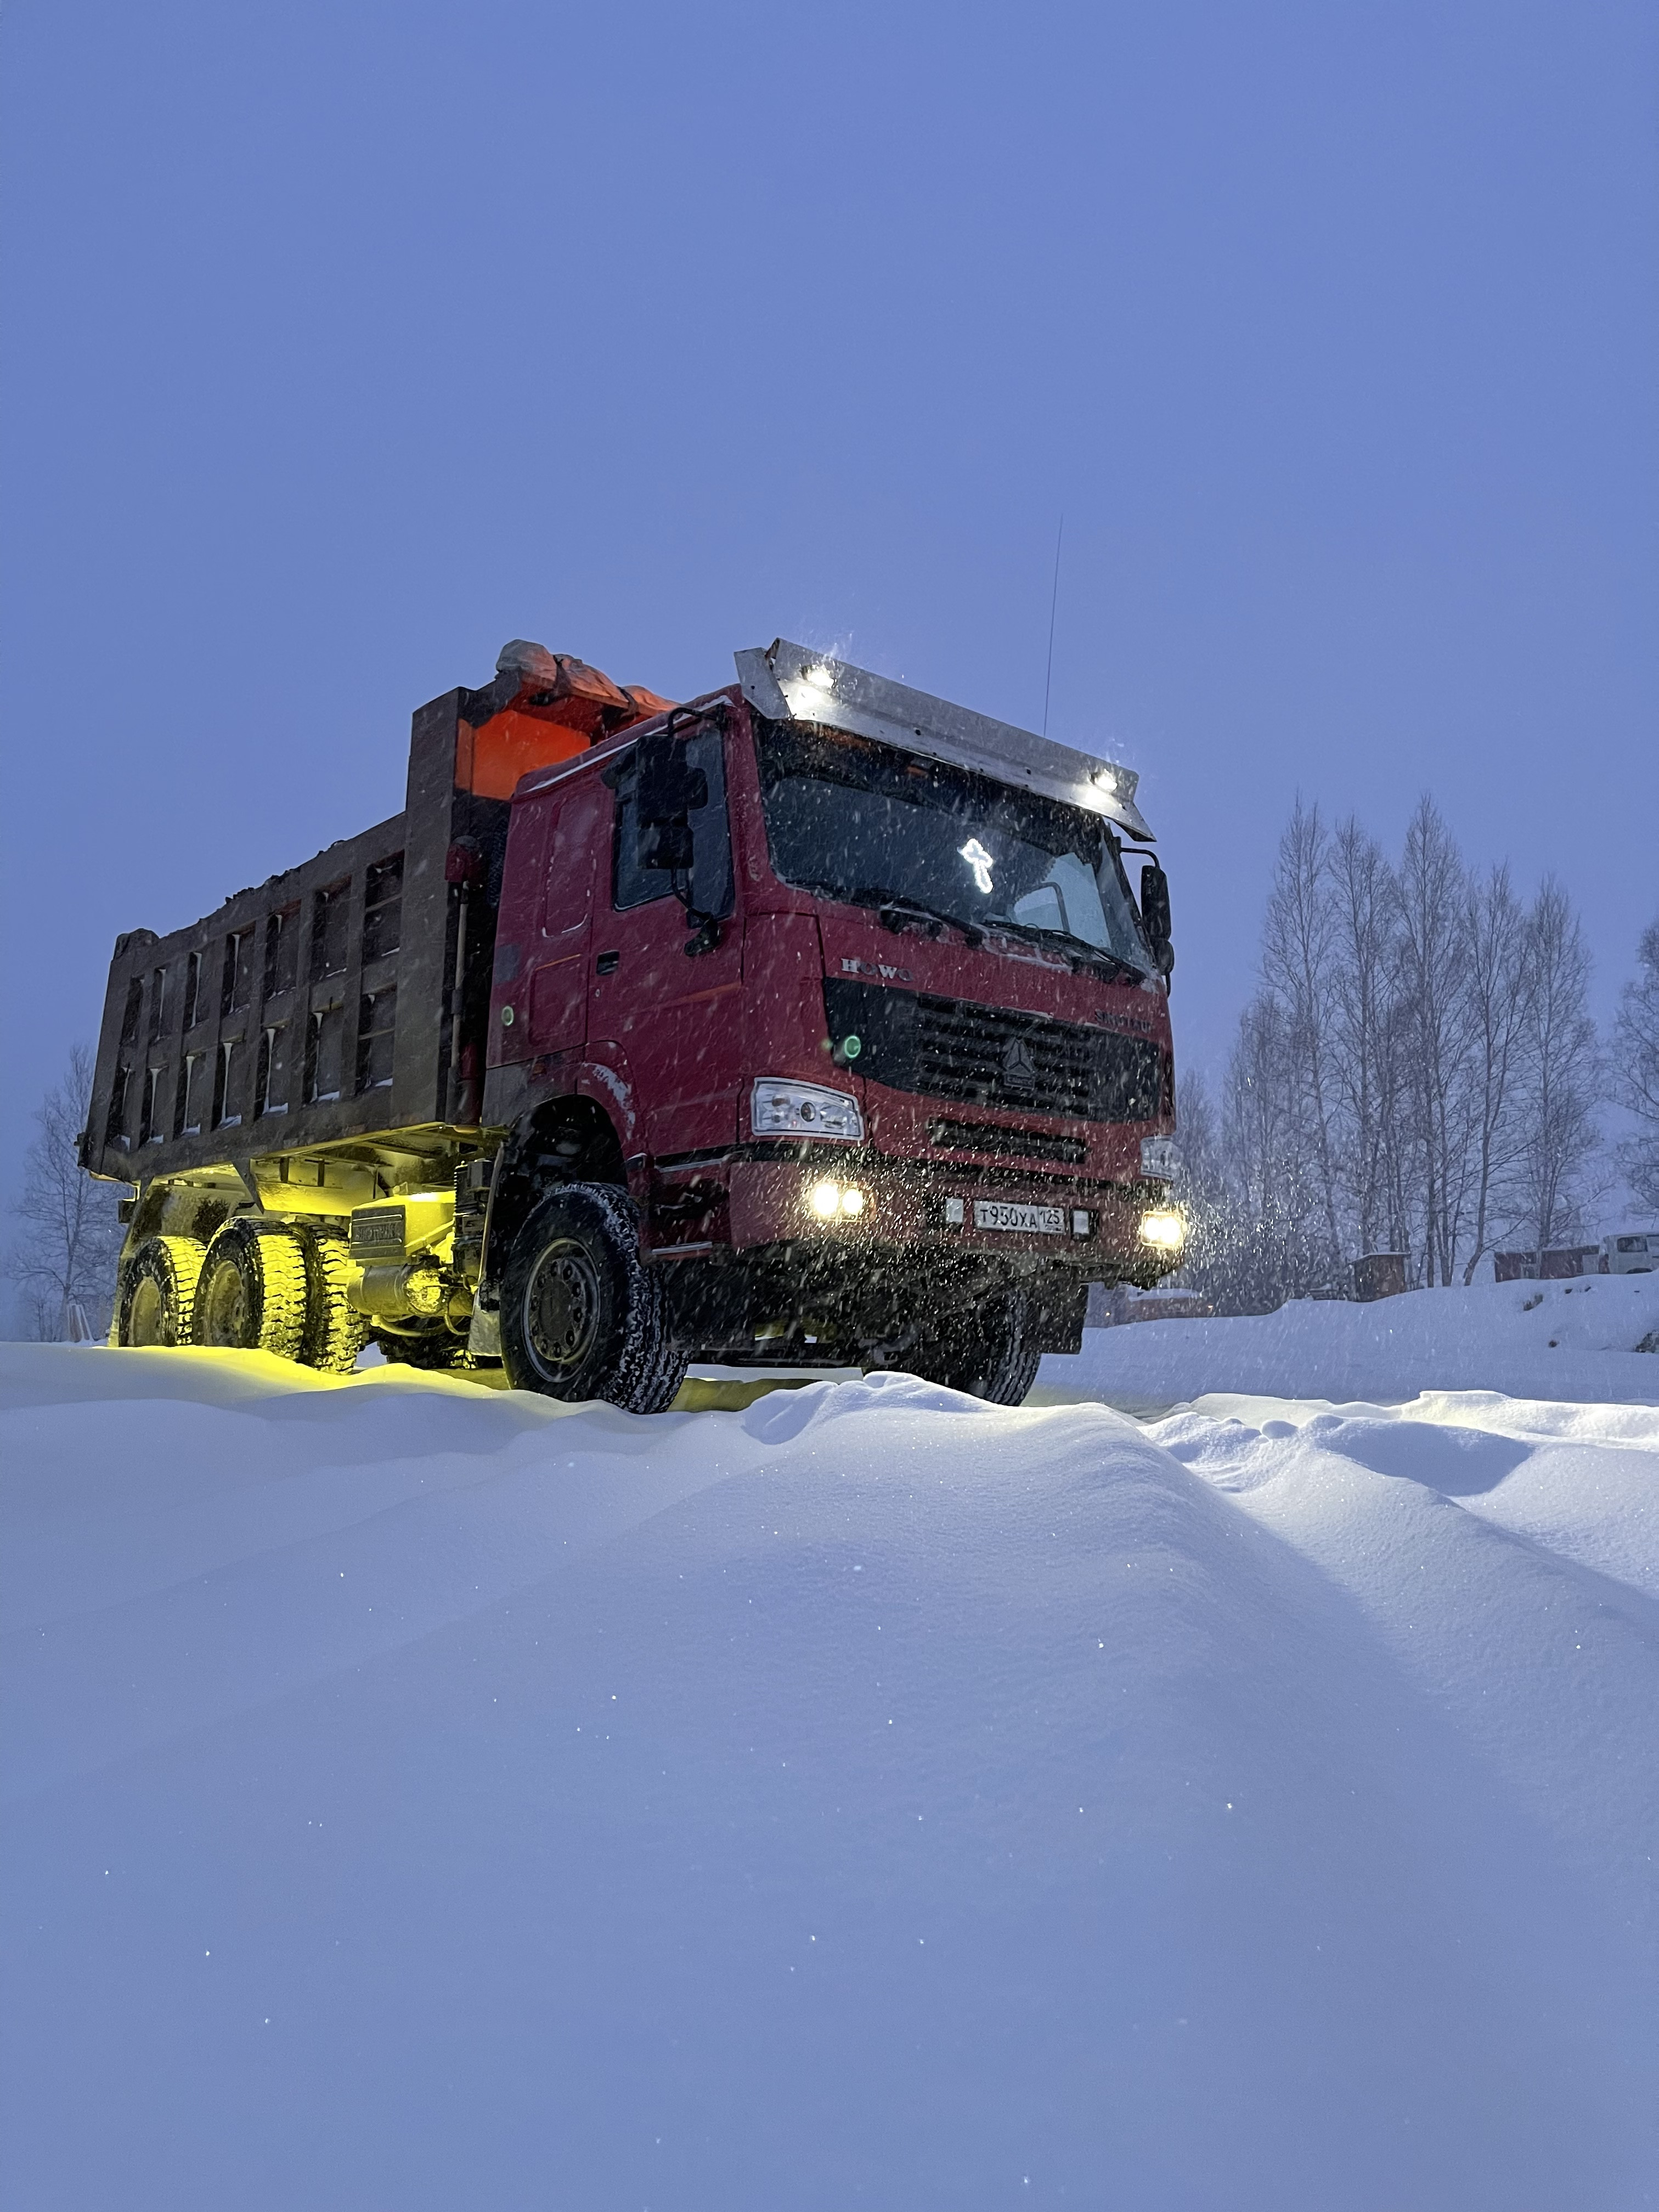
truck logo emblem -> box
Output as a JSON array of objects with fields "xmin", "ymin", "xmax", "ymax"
[
  {"xmin": 1001, "ymin": 1036, "xmax": 1038, "ymax": 1094},
  {"xmin": 840, "ymin": 956, "xmax": 914, "ymax": 983}
]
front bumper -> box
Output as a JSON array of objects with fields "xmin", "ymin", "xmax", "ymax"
[{"xmin": 704, "ymin": 1153, "xmax": 1174, "ymax": 1273}]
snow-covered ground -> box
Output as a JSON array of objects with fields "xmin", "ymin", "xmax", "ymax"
[
  {"xmin": 1040, "ymin": 1272, "xmax": 1659, "ymax": 1414},
  {"xmin": 3, "ymin": 1282, "xmax": 1657, "ymax": 2210}
]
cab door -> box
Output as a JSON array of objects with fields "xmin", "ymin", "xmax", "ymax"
[
  {"xmin": 588, "ymin": 723, "xmax": 743, "ymax": 1155},
  {"xmin": 523, "ymin": 778, "xmax": 607, "ymax": 1057}
]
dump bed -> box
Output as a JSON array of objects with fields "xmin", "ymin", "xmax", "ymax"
[
  {"xmin": 83, "ymin": 644, "xmax": 670, "ymax": 1187},
  {"xmin": 83, "ymin": 701, "xmax": 488, "ymax": 1184}
]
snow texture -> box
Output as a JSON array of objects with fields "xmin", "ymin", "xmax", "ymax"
[
  {"xmin": 3, "ymin": 1282, "xmax": 1657, "ymax": 2210},
  {"xmin": 1040, "ymin": 1272, "xmax": 1659, "ymax": 1415}
]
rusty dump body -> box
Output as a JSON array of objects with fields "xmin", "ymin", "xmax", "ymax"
[
  {"xmin": 88, "ymin": 637, "xmax": 1182, "ymax": 1404},
  {"xmin": 85, "ymin": 643, "xmax": 670, "ymax": 1206}
]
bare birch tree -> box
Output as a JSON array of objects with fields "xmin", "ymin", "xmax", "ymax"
[
  {"xmin": 1611, "ymin": 919, "xmax": 1659, "ymax": 1211},
  {"xmin": 1259, "ymin": 799, "xmax": 1342, "ymax": 1275},
  {"xmin": 1459, "ymin": 864, "xmax": 1531, "ymax": 1282},
  {"xmin": 1222, "ymin": 995, "xmax": 1330, "ymax": 1307},
  {"xmin": 1325, "ymin": 816, "xmax": 1396, "ymax": 1257},
  {"xmin": 1202, "ymin": 795, "xmax": 1605, "ymax": 1310},
  {"xmin": 1391, "ymin": 798, "xmax": 1474, "ymax": 1283},
  {"xmin": 1507, "ymin": 880, "xmax": 1600, "ymax": 1252},
  {"xmin": 1166, "ymin": 1070, "xmax": 1232, "ymax": 1297},
  {"xmin": 3, "ymin": 1046, "xmax": 127, "ymax": 1340}
]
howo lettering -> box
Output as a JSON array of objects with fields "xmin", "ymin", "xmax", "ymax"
[{"xmin": 86, "ymin": 639, "xmax": 1185, "ymax": 1409}]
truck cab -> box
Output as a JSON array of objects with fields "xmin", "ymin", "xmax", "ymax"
[{"xmin": 471, "ymin": 641, "xmax": 1181, "ymax": 1403}]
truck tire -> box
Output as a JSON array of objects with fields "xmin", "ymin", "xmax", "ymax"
[
  {"xmin": 119, "ymin": 1234, "xmax": 207, "ymax": 1347},
  {"xmin": 299, "ymin": 1229, "xmax": 368, "ymax": 1374},
  {"xmin": 895, "ymin": 1290, "xmax": 1041, "ymax": 1407},
  {"xmin": 499, "ymin": 1183, "xmax": 687, "ymax": 1413},
  {"xmin": 192, "ymin": 1220, "xmax": 309, "ymax": 1359}
]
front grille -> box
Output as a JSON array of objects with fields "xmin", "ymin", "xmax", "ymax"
[
  {"xmin": 825, "ymin": 978, "xmax": 1167, "ymax": 1121},
  {"xmin": 929, "ymin": 1119, "xmax": 1087, "ymax": 1165}
]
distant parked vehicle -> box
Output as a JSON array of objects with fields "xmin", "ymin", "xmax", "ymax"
[{"xmin": 1602, "ymin": 1232, "xmax": 1658, "ymax": 1275}]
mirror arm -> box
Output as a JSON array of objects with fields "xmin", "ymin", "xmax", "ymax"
[{"xmin": 668, "ymin": 867, "xmax": 723, "ymax": 957}]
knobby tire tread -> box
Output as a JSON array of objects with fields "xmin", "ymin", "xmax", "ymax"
[
  {"xmin": 301, "ymin": 1232, "xmax": 369, "ymax": 1374},
  {"xmin": 120, "ymin": 1234, "xmax": 208, "ymax": 1347}
]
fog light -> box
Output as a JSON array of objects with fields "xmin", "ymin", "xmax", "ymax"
[
  {"xmin": 839, "ymin": 1186, "xmax": 866, "ymax": 1218},
  {"xmin": 809, "ymin": 1179, "xmax": 842, "ymax": 1220},
  {"xmin": 1138, "ymin": 1206, "xmax": 1186, "ymax": 1252}
]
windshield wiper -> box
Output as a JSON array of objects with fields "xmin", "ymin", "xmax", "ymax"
[
  {"xmin": 796, "ymin": 881, "xmax": 984, "ymax": 945},
  {"xmin": 789, "ymin": 876, "xmax": 1144, "ymax": 977},
  {"xmin": 873, "ymin": 894, "xmax": 983, "ymax": 945},
  {"xmin": 983, "ymin": 915, "xmax": 1148, "ymax": 984}
]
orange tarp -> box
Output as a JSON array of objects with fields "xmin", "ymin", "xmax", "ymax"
[
  {"xmin": 454, "ymin": 652, "xmax": 681, "ymax": 799},
  {"xmin": 455, "ymin": 710, "xmax": 590, "ymax": 800}
]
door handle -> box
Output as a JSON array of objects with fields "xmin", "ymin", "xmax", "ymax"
[{"xmin": 595, "ymin": 950, "xmax": 619, "ymax": 975}]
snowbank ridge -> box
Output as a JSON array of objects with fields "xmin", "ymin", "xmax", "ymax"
[{"xmin": 2, "ymin": 1329, "xmax": 1655, "ymax": 2209}]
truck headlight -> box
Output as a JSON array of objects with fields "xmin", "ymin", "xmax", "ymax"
[
  {"xmin": 1137, "ymin": 1206, "xmax": 1186, "ymax": 1252},
  {"xmin": 1140, "ymin": 1135, "xmax": 1180, "ymax": 1180},
  {"xmin": 751, "ymin": 1079, "xmax": 865, "ymax": 1142}
]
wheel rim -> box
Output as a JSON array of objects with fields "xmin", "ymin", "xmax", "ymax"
[
  {"xmin": 128, "ymin": 1277, "xmax": 166, "ymax": 1347},
  {"xmin": 524, "ymin": 1240, "xmax": 601, "ymax": 1373},
  {"xmin": 199, "ymin": 1257, "xmax": 250, "ymax": 1346}
]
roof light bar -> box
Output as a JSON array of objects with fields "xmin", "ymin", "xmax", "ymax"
[{"xmin": 734, "ymin": 639, "xmax": 1154, "ymax": 840}]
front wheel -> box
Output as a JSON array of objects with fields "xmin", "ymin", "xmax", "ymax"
[
  {"xmin": 890, "ymin": 1288, "xmax": 1041, "ymax": 1407},
  {"xmin": 499, "ymin": 1184, "xmax": 686, "ymax": 1414}
]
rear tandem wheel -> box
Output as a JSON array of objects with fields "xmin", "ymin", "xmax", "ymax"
[
  {"xmin": 118, "ymin": 1234, "xmax": 207, "ymax": 1347},
  {"xmin": 191, "ymin": 1220, "xmax": 309, "ymax": 1358},
  {"xmin": 298, "ymin": 1228, "xmax": 369, "ymax": 1374}
]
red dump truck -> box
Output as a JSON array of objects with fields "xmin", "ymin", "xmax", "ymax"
[{"xmin": 85, "ymin": 638, "xmax": 1184, "ymax": 1409}]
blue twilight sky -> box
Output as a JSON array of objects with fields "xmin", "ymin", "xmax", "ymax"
[{"xmin": 2, "ymin": 0, "xmax": 1655, "ymax": 1197}]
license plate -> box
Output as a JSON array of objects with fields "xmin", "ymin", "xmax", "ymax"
[{"xmin": 973, "ymin": 1200, "xmax": 1065, "ymax": 1235}]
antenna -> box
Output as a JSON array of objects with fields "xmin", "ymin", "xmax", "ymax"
[{"xmin": 1041, "ymin": 513, "xmax": 1064, "ymax": 737}]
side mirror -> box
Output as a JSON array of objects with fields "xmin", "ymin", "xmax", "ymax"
[
  {"xmin": 640, "ymin": 820, "xmax": 695, "ymax": 872},
  {"xmin": 636, "ymin": 732, "xmax": 708, "ymax": 830},
  {"xmin": 1139, "ymin": 861, "xmax": 1175, "ymax": 980},
  {"xmin": 634, "ymin": 731, "xmax": 709, "ymax": 872}
]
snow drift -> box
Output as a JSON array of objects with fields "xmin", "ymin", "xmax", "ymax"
[
  {"xmin": 1040, "ymin": 1271, "xmax": 1659, "ymax": 1414},
  {"xmin": 2, "ymin": 1302, "xmax": 1656, "ymax": 2210}
]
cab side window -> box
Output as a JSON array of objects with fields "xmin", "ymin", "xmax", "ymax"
[{"xmin": 613, "ymin": 729, "xmax": 733, "ymax": 918}]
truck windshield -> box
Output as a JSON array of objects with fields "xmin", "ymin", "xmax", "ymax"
[{"xmin": 755, "ymin": 718, "xmax": 1154, "ymax": 975}]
